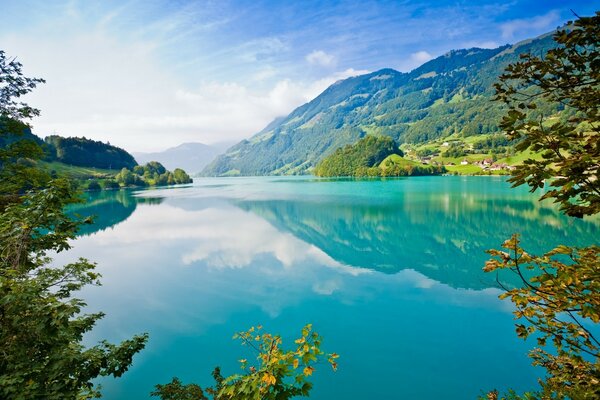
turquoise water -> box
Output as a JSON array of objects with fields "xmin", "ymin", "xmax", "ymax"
[{"xmin": 55, "ymin": 176, "xmax": 599, "ymax": 399}]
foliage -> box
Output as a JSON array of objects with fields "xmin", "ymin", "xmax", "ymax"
[
  {"xmin": 314, "ymin": 135, "xmax": 401, "ymax": 177},
  {"xmin": 472, "ymin": 134, "xmax": 512, "ymax": 152},
  {"xmin": 102, "ymin": 179, "xmax": 120, "ymax": 190},
  {"xmin": 378, "ymin": 154, "xmax": 446, "ymax": 177},
  {"xmin": 494, "ymin": 12, "xmax": 600, "ymax": 218},
  {"xmin": 480, "ymin": 389, "xmax": 535, "ymax": 400},
  {"xmin": 485, "ymin": 236, "xmax": 600, "ymax": 398},
  {"xmin": 0, "ymin": 181, "xmax": 148, "ymax": 399},
  {"xmin": 115, "ymin": 161, "xmax": 192, "ymax": 187},
  {"xmin": 44, "ymin": 135, "xmax": 137, "ymax": 170},
  {"xmin": 0, "ymin": 51, "xmax": 48, "ymax": 207},
  {"xmin": 152, "ymin": 324, "xmax": 338, "ymax": 400},
  {"xmin": 485, "ymin": 12, "xmax": 600, "ymax": 399},
  {"xmin": 151, "ymin": 377, "xmax": 208, "ymax": 400},
  {"xmin": 0, "ymin": 49, "xmax": 147, "ymax": 399},
  {"xmin": 87, "ymin": 179, "xmax": 101, "ymax": 191},
  {"xmin": 0, "ymin": 50, "xmax": 45, "ymax": 121},
  {"xmin": 441, "ymin": 142, "xmax": 466, "ymax": 158}
]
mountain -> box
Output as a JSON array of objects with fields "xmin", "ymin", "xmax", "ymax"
[
  {"xmin": 203, "ymin": 31, "xmax": 558, "ymax": 176},
  {"xmin": 134, "ymin": 142, "xmax": 228, "ymax": 174}
]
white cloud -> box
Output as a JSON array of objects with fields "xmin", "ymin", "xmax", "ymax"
[
  {"xmin": 410, "ymin": 50, "xmax": 433, "ymax": 64},
  {"xmin": 306, "ymin": 68, "xmax": 370, "ymax": 97},
  {"xmin": 252, "ymin": 65, "xmax": 278, "ymax": 81},
  {"xmin": 88, "ymin": 200, "xmax": 368, "ymax": 278},
  {"xmin": 461, "ymin": 40, "xmax": 500, "ymax": 49},
  {"xmin": 235, "ymin": 37, "xmax": 289, "ymax": 63},
  {"xmin": 306, "ymin": 50, "xmax": 336, "ymax": 67},
  {"xmin": 396, "ymin": 50, "xmax": 433, "ymax": 72},
  {"xmin": 500, "ymin": 11, "xmax": 560, "ymax": 41},
  {"xmin": 3, "ymin": 26, "xmax": 368, "ymax": 153}
]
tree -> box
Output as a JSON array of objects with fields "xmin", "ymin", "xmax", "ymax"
[
  {"xmin": 173, "ymin": 168, "xmax": 192, "ymax": 184},
  {"xmin": 152, "ymin": 324, "xmax": 338, "ymax": 400},
  {"xmin": 0, "ymin": 50, "xmax": 44, "ymax": 121},
  {"xmin": 485, "ymin": 236, "xmax": 600, "ymax": 399},
  {"xmin": 87, "ymin": 179, "xmax": 101, "ymax": 191},
  {"xmin": 0, "ymin": 51, "xmax": 48, "ymax": 207},
  {"xmin": 493, "ymin": 12, "xmax": 600, "ymax": 218},
  {"xmin": 0, "ymin": 50, "xmax": 148, "ymax": 398},
  {"xmin": 485, "ymin": 12, "xmax": 600, "ymax": 399}
]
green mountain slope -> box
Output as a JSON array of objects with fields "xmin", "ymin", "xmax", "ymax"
[{"xmin": 203, "ymin": 31, "xmax": 558, "ymax": 176}]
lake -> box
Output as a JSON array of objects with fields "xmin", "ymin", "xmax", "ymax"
[{"xmin": 55, "ymin": 176, "xmax": 600, "ymax": 399}]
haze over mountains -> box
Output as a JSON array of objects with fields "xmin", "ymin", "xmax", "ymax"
[
  {"xmin": 202, "ymin": 30, "xmax": 557, "ymax": 176},
  {"xmin": 133, "ymin": 142, "xmax": 232, "ymax": 174}
]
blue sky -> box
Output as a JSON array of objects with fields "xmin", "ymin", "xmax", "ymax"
[{"xmin": 0, "ymin": 0, "xmax": 596, "ymax": 151}]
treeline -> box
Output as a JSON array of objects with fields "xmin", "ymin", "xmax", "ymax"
[
  {"xmin": 0, "ymin": 128, "xmax": 193, "ymax": 190},
  {"xmin": 111, "ymin": 161, "xmax": 192, "ymax": 188},
  {"xmin": 45, "ymin": 135, "xmax": 136, "ymax": 169}
]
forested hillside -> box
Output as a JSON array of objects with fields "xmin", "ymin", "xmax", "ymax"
[
  {"xmin": 314, "ymin": 135, "xmax": 401, "ymax": 177},
  {"xmin": 45, "ymin": 135, "xmax": 137, "ymax": 169},
  {"xmin": 203, "ymin": 30, "xmax": 560, "ymax": 176}
]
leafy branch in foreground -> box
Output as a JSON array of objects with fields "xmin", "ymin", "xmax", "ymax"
[
  {"xmin": 0, "ymin": 51, "xmax": 49, "ymax": 207},
  {"xmin": 485, "ymin": 11, "xmax": 600, "ymax": 399},
  {"xmin": 1, "ymin": 49, "xmax": 147, "ymax": 399},
  {"xmin": 0, "ymin": 181, "xmax": 148, "ymax": 399},
  {"xmin": 493, "ymin": 11, "xmax": 600, "ymax": 218},
  {"xmin": 485, "ymin": 235, "xmax": 600, "ymax": 398},
  {"xmin": 152, "ymin": 324, "xmax": 338, "ymax": 400}
]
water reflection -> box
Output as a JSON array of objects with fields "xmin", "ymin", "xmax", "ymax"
[
  {"xmin": 235, "ymin": 188, "xmax": 598, "ymax": 289},
  {"xmin": 54, "ymin": 177, "xmax": 593, "ymax": 399},
  {"xmin": 71, "ymin": 177, "xmax": 599, "ymax": 291},
  {"xmin": 69, "ymin": 190, "xmax": 163, "ymax": 236}
]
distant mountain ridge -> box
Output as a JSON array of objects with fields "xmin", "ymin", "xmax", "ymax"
[
  {"xmin": 203, "ymin": 30, "xmax": 559, "ymax": 176},
  {"xmin": 134, "ymin": 142, "xmax": 228, "ymax": 174}
]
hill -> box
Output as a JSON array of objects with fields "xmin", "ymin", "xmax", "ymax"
[
  {"xmin": 133, "ymin": 142, "xmax": 227, "ymax": 175},
  {"xmin": 203, "ymin": 30, "xmax": 559, "ymax": 176},
  {"xmin": 44, "ymin": 135, "xmax": 137, "ymax": 170},
  {"xmin": 314, "ymin": 135, "xmax": 401, "ymax": 177},
  {"xmin": 0, "ymin": 129, "xmax": 194, "ymax": 190}
]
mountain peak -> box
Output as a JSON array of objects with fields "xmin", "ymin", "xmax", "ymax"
[{"xmin": 203, "ymin": 28, "xmax": 559, "ymax": 176}]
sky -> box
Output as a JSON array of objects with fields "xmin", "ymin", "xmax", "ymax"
[{"xmin": 0, "ymin": 0, "xmax": 597, "ymax": 152}]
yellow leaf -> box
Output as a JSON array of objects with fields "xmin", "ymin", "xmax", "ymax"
[
  {"xmin": 303, "ymin": 366, "xmax": 314, "ymax": 376},
  {"xmin": 293, "ymin": 359, "xmax": 299, "ymax": 369},
  {"xmin": 262, "ymin": 372, "xmax": 276, "ymax": 386}
]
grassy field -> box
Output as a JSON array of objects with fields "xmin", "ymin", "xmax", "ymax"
[
  {"xmin": 41, "ymin": 161, "xmax": 117, "ymax": 180},
  {"xmin": 381, "ymin": 153, "xmax": 422, "ymax": 167},
  {"xmin": 444, "ymin": 164, "xmax": 484, "ymax": 174},
  {"xmin": 399, "ymin": 133, "xmax": 546, "ymax": 175}
]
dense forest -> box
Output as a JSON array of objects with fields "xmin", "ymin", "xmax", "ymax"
[{"xmin": 45, "ymin": 135, "xmax": 137, "ymax": 169}]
